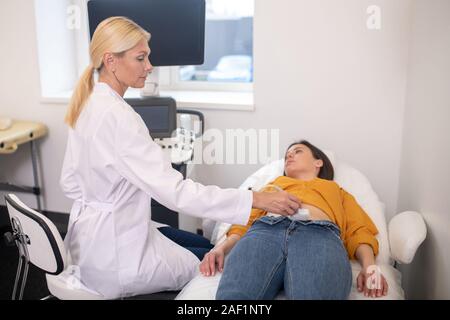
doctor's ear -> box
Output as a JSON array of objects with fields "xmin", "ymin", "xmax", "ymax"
[{"xmin": 103, "ymin": 52, "xmax": 117, "ymax": 72}]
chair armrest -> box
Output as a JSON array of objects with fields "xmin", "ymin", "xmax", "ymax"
[{"xmin": 388, "ymin": 211, "xmax": 426, "ymax": 264}]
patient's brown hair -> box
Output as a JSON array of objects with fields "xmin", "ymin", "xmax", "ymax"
[{"xmin": 285, "ymin": 140, "xmax": 334, "ymax": 180}]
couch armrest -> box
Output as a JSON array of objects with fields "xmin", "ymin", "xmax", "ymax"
[{"xmin": 388, "ymin": 211, "xmax": 426, "ymax": 264}]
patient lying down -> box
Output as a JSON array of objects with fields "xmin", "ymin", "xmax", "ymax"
[{"xmin": 200, "ymin": 140, "xmax": 388, "ymax": 299}]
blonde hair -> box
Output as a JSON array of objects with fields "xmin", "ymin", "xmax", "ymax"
[{"xmin": 65, "ymin": 16, "xmax": 150, "ymax": 128}]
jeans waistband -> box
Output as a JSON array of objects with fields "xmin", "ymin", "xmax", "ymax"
[
  {"xmin": 259, "ymin": 215, "xmax": 340, "ymax": 233},
  {"xmin": 296, "ymin": 219, "xmax": 338, "ymax": 228}
]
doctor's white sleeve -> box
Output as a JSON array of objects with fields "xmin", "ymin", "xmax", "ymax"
[{"xmin": 111, "ymin": 109, "xmax": 253, "ymax": 226}]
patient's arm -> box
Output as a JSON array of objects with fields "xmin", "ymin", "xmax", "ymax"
[
  {"xmin": 200, "ymin": 207, "xmax": 267, "ymax": 276},
  {"xmin": 199, "ymin": 234, "xmax": 241, "ymax": 277},
  {"xmin": 355, "ymin": 244, "xmax": 389, "ymax": 298}
]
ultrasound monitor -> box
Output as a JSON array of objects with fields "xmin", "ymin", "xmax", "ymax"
[
  {"xmin": 87, "ymin": 0, "xmax": 205, "ymax": 66},
  {"xmin": 126, "ymin": 97, "xmax": 177, "ymax": 139}
]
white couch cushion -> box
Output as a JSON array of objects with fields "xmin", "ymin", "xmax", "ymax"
[{"xmin": 176, "ymin": 262, "xmax": 404, "ymax": 300}]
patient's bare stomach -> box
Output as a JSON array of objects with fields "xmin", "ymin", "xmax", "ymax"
[{"xmin": 301, "ymin": 203, "xmax": 332, "ymax": 222}]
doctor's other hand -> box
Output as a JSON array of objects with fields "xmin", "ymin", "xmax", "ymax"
[
  {"xmin": 200, "ymin": 248, "xmax": 225, "ymax": 277},
  {"xmin": 252, "ymin": 190, "xmax": 300, "ymax": 216}
]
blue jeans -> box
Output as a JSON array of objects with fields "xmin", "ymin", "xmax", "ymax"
[
  {"xmin": 216, "ymin": 216, "xmax": 352, "ymax": 300},
  {"xmin": 158, "ymin": 226, "xmax": 213, "ymax": 260}
]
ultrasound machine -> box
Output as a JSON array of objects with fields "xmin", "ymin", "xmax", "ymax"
[{"xmin": 127, "ymin": 97, "xmax": 204, "ymax": 228}]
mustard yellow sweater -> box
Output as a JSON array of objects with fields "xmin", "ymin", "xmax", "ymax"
[{"xmin": 227, "ymin": 176, "xmax": 379, "ymax": 260}]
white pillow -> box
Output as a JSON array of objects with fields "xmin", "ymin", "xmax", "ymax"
[{"xmin": 210, "ymin": 151, "xmax": 392, "ymax": 266}]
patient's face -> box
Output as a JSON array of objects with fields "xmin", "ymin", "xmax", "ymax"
[{"xmin": 284, "ymin": 144, "xmax": 322, "ymax": 178}]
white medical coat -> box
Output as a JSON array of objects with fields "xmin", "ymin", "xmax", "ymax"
[{"xmin": 61, "ymin": 82, "xmax": 252, "ymax": 299}]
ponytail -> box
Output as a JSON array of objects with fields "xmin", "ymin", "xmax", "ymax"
[{"xmin": 64, "ymin": 64, "xmax": 95, "ymax": 128}]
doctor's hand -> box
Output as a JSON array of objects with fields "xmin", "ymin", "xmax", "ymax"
[
  {"xmin": 200, "ymin": 248, "xmax": 225, "ymax": 277},
  {"xmin": 252, "ymin": 190, "xmax": 300, "ymax": 216}
]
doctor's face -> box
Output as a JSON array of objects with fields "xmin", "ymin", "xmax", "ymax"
[
  {"xmin": 284, "ymin": 144, "xmax": 323, "ymax": 178},
  {"xmin": 115, "ymin": 39, "xmax": 153, "ymax": 88}
]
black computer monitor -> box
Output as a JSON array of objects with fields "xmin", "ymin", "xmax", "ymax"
[
  {"xmin": 87, "ymin": 0, "xmax": 205, "ymax": 66},
  {"xmin": 126, "ymin": 97, "xmax": 177, "ymax": 139}
]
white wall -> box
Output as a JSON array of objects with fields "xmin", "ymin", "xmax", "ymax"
[
  {"xmin": 0, "ymin": 0, "xmax": 70, "ymax": 213},
  {"xmin": 1, "ymin": 0, "xmax": 411, "ymax": 221},
  {"xmin": 397, "ymin": 0, "xmax": 450, "ymax": 300},
  {"xmin": 195, "ymin": 0, "xmax": 412, "ymax": 220}
]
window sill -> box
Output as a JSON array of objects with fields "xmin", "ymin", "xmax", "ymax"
[
  {"xmin": 41, "ymin": 89, "xmax": 254, "ymax": 111},
  {"xmin": 160, "ymin": 90, "xmax": 254, "ymax": 111}
]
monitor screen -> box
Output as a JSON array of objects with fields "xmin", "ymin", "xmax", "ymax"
[
  {"xmin": 127, "ymin": 97, "xmax": 177, "ymax": 138},
  {"xmin": 87, "ymin": 0, "xmax": 205, "ymax": 66},
  {"xmin": 135, "ymin": 106, "xmax": 169, "ymax": 132}
]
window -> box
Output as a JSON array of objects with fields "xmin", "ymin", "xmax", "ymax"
[
  {"xmin": 162, "ymin": 0, "xmax": 254, "ymax": 92},
  {"xmin": 35, "ymin": 0, "xmax": 254, "ymax": 107},
  {"xmin": 34, "ymin": 0, "xmax": 91, "ymax": 99}
]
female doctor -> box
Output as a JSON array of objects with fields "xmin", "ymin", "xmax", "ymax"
[{"xmin": 61, "ymin": 16, "xmax": 300, "ymax": 299}]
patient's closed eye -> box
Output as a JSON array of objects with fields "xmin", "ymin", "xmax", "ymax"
[{"xmin": 290, "ymin": 148, "xmax": 302, "ymax": 155}]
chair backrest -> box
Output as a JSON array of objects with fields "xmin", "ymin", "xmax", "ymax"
[{"xmin": 5, "ymin": 194, "xmax": 66, "ymax": 274}]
